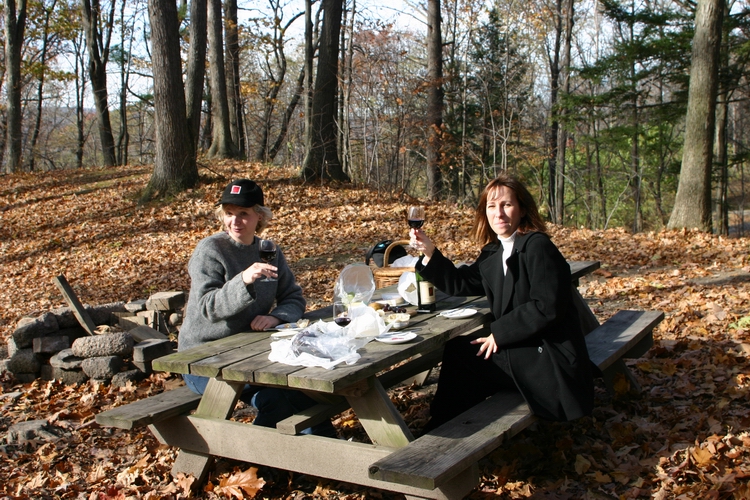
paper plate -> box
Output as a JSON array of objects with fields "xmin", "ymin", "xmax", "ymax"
[
  {"xmin": 375, "ymin": 332, "xmax": 417, "ymax": 344},
  {"xmin": 438, "ymin": 308, "xmax": 478, "ymax": 319},
  {"xmin": 267, "ymin": 323, "xmax": 302, "ymax": 336}
]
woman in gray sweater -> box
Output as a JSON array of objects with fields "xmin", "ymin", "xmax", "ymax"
[{"xmin": 179, "ymin": 179, "xmax": 335, "ymax": 436}]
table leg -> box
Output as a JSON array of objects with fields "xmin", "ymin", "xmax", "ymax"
[
  {"xmin": 346, "ymin": 377, "xmax": 414, "ymax": 448},
  {"xmin": 168, "ymin": 378, "xmax": 244, "ymax": 483}
]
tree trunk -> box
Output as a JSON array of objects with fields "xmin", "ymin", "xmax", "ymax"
[
  {"xmin": 667, "ymin": 0, "xmax": 723, "ymax": 231},
  {"xmin": 547, "ymin": 0, "xmax": 563, "ymax": 223},
  {"xmin": 3, "ymin": 0, "xmax": 27, "ymax": 174},
  {"xmin": 116, "ymin": 0, "xmax": 132, "ymax": 166},
  {"xmin": 143, "ymin": 0, "xmax": 198, "ymax": 200},
  {"xmin": 185, "ymin": 0, "xmax": 207, "ymax": 152},
  {"xmin": 268, "ymin": 65, "xmax": 305, "ymax": 161},
  {"xmin": 303, "ymin": 0, "xmax": 314, "ymax": 167},
  {"xmin": 81, "ymin": 0, "xmax": 117, "ymax": 167},
  {"xmin": 28, "ymin": 0, "xmax": 55, "ymax": 171},
  {"xmin": 302, "ymin": 0, "xmax": 347, "ymax": 181},
  {"xmin": 554, "ymin": 0, "xmax": 574, "ymax": 225},
  {"xmin": 206, "ymin": 0, "xmax": 238, "ymax": 159},
  {"xmin": 224, "ymin": 0, "xmax": 245, "ymax": 157},
  {"xmin": 425, "ymin": 0, "xmax": 444, "ymax": 200}
]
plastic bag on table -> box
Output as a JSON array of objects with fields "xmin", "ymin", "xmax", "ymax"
[
  {"xmin": 347, "ymin": 304, "xmax": 391, "ymax": 338},
  {"xmin": 334, "ymin": 264, "xmax": 375, "ymax": 306},
  {"xmin": 268, "ymin": 320, "xmax": 371, "ymax": 370}
]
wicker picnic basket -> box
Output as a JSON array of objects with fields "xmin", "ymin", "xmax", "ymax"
[{"xmin": 372, "ymin": 240, "xmax": 414, "ymax": 289}]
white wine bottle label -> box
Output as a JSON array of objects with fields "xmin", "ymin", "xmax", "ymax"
[{"xmin": 419, "ymin": 281, "xmax": 436, "ymax": 304}]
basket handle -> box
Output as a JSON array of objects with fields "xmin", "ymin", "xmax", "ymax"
[{"xmin": 383, "ymin": 240, "xmax": 410, "ymax": 267}]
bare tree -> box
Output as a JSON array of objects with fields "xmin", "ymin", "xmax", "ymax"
[
  {"xmin": 668, "ymin": 0, "xmax": 724, "ymax": 231},
  {"xmin": 224, "ymin": 0, "xmax": 245, "ymax": 157},
  {"xmin": 425, "ymin": 0, "xmax": 444, "ymax": 199},
  {"xmin": 143, "ymin": 0, "xmax": 198, "ymax": 199},
  {"xmin": 206, "ymin": 0, "xmax": 238, "ymax": 158},
  {"xmin": 185, "ymin": 0, "xmax": 207, "ymax": 151},
  {"xmin": 302, "ymin": 0, "xmax": 347, "ymax": 181},
  {"xmin": 3, "ymin": 0, "xmax": 27, "ymax": 173},
  {"xmin": 81, "ymin": 0, "xmax": 117, "ymax": 166}
]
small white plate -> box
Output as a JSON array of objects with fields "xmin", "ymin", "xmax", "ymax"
[
  {"xmin": 375, "ymin": 332, "xmax": 417, "ymax": 344},
  {"xmin": 439, "ymin": 308, "xmax": 478, "ymax": 319},
  {"xmin": 270, "ymin": 330, "xmax": 298, "ymax": 338},
  {"xmin": 267, "ymin": 324, "xmax": 302, "ymax": 337}
]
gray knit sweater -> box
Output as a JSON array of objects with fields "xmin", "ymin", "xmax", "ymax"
[{"xmin": 177, "ymin": 232, "xmax": 306, "ymax": 352}]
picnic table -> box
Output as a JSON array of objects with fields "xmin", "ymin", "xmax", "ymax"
[{"xmin": 96, "ymin": 261, "xmax": 663, "ymax": 499}]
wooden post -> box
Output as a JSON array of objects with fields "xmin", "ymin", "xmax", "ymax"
[{"xmin": 52, "ymin": 275, "xmax": 97, "ymax": 336}]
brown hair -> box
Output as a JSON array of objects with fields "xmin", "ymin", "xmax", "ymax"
[{"xmin": 471, "ymin": 174, "xmax": 547, "ymax": 246}]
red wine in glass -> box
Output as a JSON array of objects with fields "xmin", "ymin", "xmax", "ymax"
[
  {"xmin": 259, "ymin": 250, "xmax": 276, "ymax": 263},
  {"xmin": 334, "ymin": 316, "xmax": 352, "ymax": 327},
  {"xmin": 258, "ymin": 240, "xmax": 277, "ymax": 281},
  {"xmin": 407, "ymin": 206, "xmax": 425, "ymax": 230}
]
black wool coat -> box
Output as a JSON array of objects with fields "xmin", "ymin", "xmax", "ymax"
[{"xmin": 418, "ymin": 231, "xmax": 594, "ymax": 422}]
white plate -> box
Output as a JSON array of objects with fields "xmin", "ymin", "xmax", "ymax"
[
  {"xmin": 270, "ymin": 330, "xmax": 299, "ymax": 338},
  {"xmin": 375, "ymin": 332, "xmax": 417, "ymax": 344},
  {"xmin": 439, "ymin": 308, "xmax": 478, "ymax": 319},
  {"xmin": 267, "ymin": 324, "xmax": 302, "ymax": 337}
]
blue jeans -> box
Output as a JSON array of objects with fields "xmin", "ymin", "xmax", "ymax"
[{"xmin": 183, "ymin": 374, "xmax": 337, "ymax": 437}]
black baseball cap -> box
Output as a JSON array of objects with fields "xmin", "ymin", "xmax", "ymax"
[{"xmin": 217, "ymin": 179, "xmax": 264, "ymax": 207}]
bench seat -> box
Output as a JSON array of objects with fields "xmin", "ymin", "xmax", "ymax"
[
  {"xmin": 368, "ymin": 309, "xmax": 664, "ymax": 491},
  {"xmin": 96, "ymin": 385, "xmax": 202, "ymax": 430}
]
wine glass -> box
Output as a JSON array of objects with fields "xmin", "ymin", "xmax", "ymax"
[
  {"xmin": 258, "ymin": 239, "xmax": 277, "ymax": 282},
  {"xmin": 333, "ymin": 301, "xmax": 351, "ymax": 328},
  {"xmin": 407, "ymin": 206, "xmax": 425, "ymax": 230}
]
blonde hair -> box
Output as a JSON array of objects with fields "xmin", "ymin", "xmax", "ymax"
[{"xmin": 215, "ymin": 204, "xmax": 274, "ymax": 234}]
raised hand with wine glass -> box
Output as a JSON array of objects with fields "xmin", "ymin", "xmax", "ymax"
[{"xmin": 258, "ymin": 239, "xmax": 278, "ymax": 281}]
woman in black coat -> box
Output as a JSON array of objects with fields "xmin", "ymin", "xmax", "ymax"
[{"xmin": 411, "ymin": 174, "xmax": 594, "ymax": 430}]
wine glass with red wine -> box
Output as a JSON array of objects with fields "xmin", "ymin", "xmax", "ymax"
[
  {"xmin": 333, "ymin": 302, "xmax": 351, "ymax": 327},
  {"xmin": 258, "ymin": 239, "xmax": 277, "ymax": 282},
  {"xmin": 407, "ymin": 206, "xmax": 425, "ymax": 230}
]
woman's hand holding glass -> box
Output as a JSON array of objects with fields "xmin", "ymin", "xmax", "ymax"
[
  {"xmin": 410, "ymin": 228, "xmax": 436, "ymax": 263},
  {"xmin": 241, "ymin": 261, "xmax": 278, "ymax": 284}
]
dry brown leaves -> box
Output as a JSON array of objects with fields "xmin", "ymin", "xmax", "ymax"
[{"xmin": 1, "ymin": 162, "xmax": 749, "ymax": 499}]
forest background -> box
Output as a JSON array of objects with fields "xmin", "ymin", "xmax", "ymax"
[{"xmin": 0, "ymin": 0, "xmax": 748, "ymax": 234}]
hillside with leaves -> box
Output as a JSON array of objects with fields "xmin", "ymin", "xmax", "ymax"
[{"xmin": 0, "ymin": 162, "xmax": 749, "ymax": 499}]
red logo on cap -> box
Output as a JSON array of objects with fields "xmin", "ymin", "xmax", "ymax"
[{"xmin": 231, "ymin": 186, "xmax": 242, "ymax": 194}]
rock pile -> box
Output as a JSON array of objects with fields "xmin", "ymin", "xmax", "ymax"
[{"xmin": 0, "ymin": 291, "xmax": 185, "ymax": 386}]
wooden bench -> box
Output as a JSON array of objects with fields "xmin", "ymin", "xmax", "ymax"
[
  {"xmin": 96, "ymin": 386, "xmax": 203, "ymax": 430},
  {"xmin": 368, "ymin": 309, "xmax": 664, "ymax": 491}
]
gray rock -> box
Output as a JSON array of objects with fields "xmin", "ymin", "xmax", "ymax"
[
  {"xmin": 0, "ymin": 359, "xmax": 10, "ymax": 375},
  {"xmin": 50, "ymin": 307, "xmax": 79, "ymax": 329},
  {"xmin": 13, "ymin": 373, "xmax": 38, "ymax": 383},
  {"xmin": 81, "ymin": 356, "xmax": 122, "ymax": 380},
  {"xmin": 124, "ymin": 299, "xmax": 147, "ymax": 313},
  {"xmin": 7, "ymin": 349, "xmax": 41, "ymax": 374},
  {"xmin": 12, "ymin": 313, "xmax": 59, "ymax": 348},
  {"xmin": 6, "ymin": 420, "xmax": 60, "ymax": 443},
  {"xmin": 49, "ymin": 349, "xmax": 84, "ymax": 370},
  {"xmin": 33, "ymin": 335, "xmax": 70, "ymax": 354},
  {"xmin": 168, "ymin": 312, "xmax": 183, "ymax": 326},
  {"xmin": 6, "ymin": 337, "xmax": 20, "ymax": 358},
  {"xmin": 111, "ymin": 369, "xmax": 146, "ymax": 387},
  {"xmin": 57, "ymin": 326, "xmax": 90, "ymax": 343},
  {"xmin": 51, "ymin": 367, "xmax": 89, "ymax": 385},
  {"xmin": 71, "ymin": 332, "xmax": 133, "ymax": 358},
  {"xmin": 86, "ymin": 302, "xmax": 127, "ymax": 326}
]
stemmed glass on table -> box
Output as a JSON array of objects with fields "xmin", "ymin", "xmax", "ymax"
[
  {"xmin": 333, "ymin": 301, "xmax": 351, "ymax": 327},
  {"xmin": 258, "ymin": 239, "xmax": 277, "ymax": 282}
]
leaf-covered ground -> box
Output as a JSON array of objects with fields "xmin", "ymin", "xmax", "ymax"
[{"xmin": 0, "ymin": 162, "xmax": 749, "ymax": 499}]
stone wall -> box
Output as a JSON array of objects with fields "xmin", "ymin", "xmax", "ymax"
[{"xmin": 0, "ymin": 291, "xmax": 185, "ymax": 386}]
